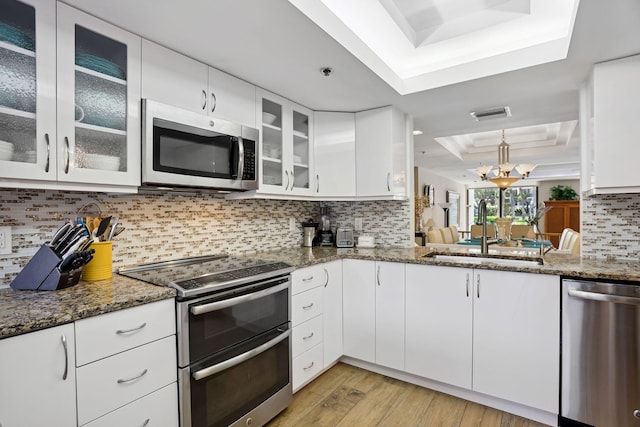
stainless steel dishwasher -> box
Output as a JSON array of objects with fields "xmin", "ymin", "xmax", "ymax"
[{"xmin": 561, "ymin": 278, "xmax": 640, "ymax": 427}]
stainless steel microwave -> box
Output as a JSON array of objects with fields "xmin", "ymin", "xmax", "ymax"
[{"xmin": 141, "ymin": 99, "xmax": 258, "ymax": 191}]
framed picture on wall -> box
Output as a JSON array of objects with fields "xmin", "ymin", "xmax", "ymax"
[
  {"xmin": 423, "ymin": 185, "xmax": 435, "ymax": 207},
  {"xmin": 446, "ymin": 191, "xmax": 460, "ymax": 227}
]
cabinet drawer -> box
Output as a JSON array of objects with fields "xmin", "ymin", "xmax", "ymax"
[
  {"xmin": 293, "ymin": 343, "xmax": 323, "ymax": 392},
  {"xmin": 292, "ymin": 264, "xmax": 328, "ymax": 295},
  {"xmin": 76, "ymin": 335, "xmax": 177, "ymax": 425},
  {"xmin": 83, "ymin": 383, "xmax": 178, "ymax": 427},
  {"xmin": 292, "ymin": 286, "xmax": 323, "ymax": 326},
  {"xmin": 75, "ymin": 299, "xmax": 175, "ymax": 366},
  {"xmin": 292, "ymin": 315, "xmax": 323, "ymax": 358}
]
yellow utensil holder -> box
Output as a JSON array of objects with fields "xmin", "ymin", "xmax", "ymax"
[{"xmin": 82, "ymin": 241, "xmax": 112, "ymax": 281}]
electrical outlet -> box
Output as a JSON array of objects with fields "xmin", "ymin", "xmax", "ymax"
[
  {"xmin": 0, "ymin": 226, "xmax": 11, "ymax": 255},
  {"xmin": 289, "ymin": 218, "xmax": 296, "ymax": 232},
  {"xmin": 354, "ymin": 217, "xmax": 363, "ymax": 231}
]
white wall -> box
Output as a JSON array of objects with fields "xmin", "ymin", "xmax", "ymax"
[{"xmin": 415, "ymin": 167, "xmax": 467, "ymax": 229}]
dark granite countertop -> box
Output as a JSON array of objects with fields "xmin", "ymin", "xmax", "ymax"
[
  {"xmin": 0, "ymin": 275, "xmax": 175, "ymax": 339},
  {"xmin": 2, "ymin": 246, "xmax": 638, "ymax": 340}
]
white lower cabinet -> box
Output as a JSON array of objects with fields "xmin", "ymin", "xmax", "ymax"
[
  {"xmin": 405, "ymin": 264, "xmax": 559, "ymax": 413},
  {"xmin": 0, "ymin": 324, "xmax": 77, "ymax": 427},
  {"xmin": 291, "ymin": 261, "xmax": 343, "ymax": 391},
  {"xmin": 83, "ymin": 383, "xmax": 178, "ymax": 427},
  {"xmin": 342, "ymin": 259, "xmax": 405, "ymax": 370}
]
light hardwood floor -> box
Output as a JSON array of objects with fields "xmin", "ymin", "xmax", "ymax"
[{"xmin": 267, "ymin": 362, "xmax": 550, "ymax": 427}]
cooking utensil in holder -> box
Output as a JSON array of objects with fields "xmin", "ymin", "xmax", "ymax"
[{"xmin": 10, "ymin": 244, "xmax": 82, "ymax": 291}]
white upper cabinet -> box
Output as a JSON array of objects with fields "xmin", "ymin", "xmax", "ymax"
[
  {"xmin": 56, "ymin": 3, "xmax": 141, "ymax": 187},
  {"xmin": 355, "ymin": 106, "xmax": 409, "ymax": 198},
  {"xmin": 0, "ymin": 0, "xmax": 56, "ymax": 181},
  {"xmin": 141, "ymin": 39, "xmax": 255, "ymax": 128},
  {"xmin": 257, "ymin": 88, "xmax": 314, "ymax": 196},
  {"xmin": 581, "ymin": 54, "xmax": 640, "ymax": 194},
  {"xmin": 313, "ymin": 111, "xmax": 356, "ymax": 198}
]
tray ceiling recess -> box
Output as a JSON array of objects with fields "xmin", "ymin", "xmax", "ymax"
[{"xmin": 289, "ymin": 0, "xmax": 580, "ymax": 94}]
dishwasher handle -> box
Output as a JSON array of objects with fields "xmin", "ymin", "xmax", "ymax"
[{"xmin": 568, "ymin": 288, "xmax": 640, "ymax": 306}]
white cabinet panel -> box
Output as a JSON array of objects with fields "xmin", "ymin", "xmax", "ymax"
[
  {"xmin": 292, "ymin": 263, "xmax": 328, "ymax": 295},
  {"xmin": 291, "ymin": 285, "xmax": 323, "ymax": 327},
  {"xmin": 76, "ymin": 335, "xmax": 177, "ymax": 425},
  {"xmin": 322, "ymin": 260, "xmax": 343, "ymax": 367},
  {"xmin": 342, "ymin": 259, "xmax": 376, "ymax": 363},
  {"xmin": 313, "ymin": 111, "xmax": 356, "ymax": 197},
  {"xmin": 75, "ymin": 299, "xmax": 175, "ymax": 366},
  {"xmin": 375, "ymin": 261, "xmax": 405, "ymax": 371},
  {"xmin": 84, "ymin": 383, "xmax": 178, "ymax": 427},
  {"xmin": 405, "ymin": 264, "xmax": 472, "ymax": 388},
  {"xmin": 292, "ymin": 314, "xmax": 323, "ymax": 358},
  {"xmin": 0, "ymin": 324, "xmax": 76, "ymax": 427},
  {"xmin": 208, "ymin": 66, "xmax": 255, "ymax": 127},
  {"xmin": 292, "ymin": 343, "xmax": 323, "ymax": 392},
  {"xmin": 473, "ymin": 270, "xmax": 559, "ymax": 413},
  {"xmin": 141, "ymin": 39, "xmax": 209, "ymax": 114}
]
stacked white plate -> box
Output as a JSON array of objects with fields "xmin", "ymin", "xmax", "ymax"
[
  {"xmin": 84, "ymin": 153, "xmax": 120, "ymax": 171},
  {"xmin": 0, "ymin": 141, "xmax": 14, "ymax": 161}
]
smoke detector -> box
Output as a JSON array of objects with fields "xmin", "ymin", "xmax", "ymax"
[{"xmin": 470, "ymin": 106, "xmax": 511, "ymax": 121}]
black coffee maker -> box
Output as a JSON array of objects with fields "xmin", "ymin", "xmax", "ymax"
[{"xmin": 317, "ymin": 206, "xmax": 334, "ymax": 246}]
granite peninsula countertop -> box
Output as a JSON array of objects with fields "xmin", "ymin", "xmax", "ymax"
[
  {"xmin": 0, "ymin": 275, "xmax": 175, "ymax": 339},
  {"xmin": 2, "ymin": 245, "xmax": 639, "ymax": 340}
]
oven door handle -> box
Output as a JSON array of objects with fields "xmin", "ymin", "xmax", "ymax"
[
  {"xmin": 191, "ymin": 329, "xmax": 290, "ymax": 381},
  {"xmin": 190, "ymin": 281, "xmax": 289, "ymax": 315}
]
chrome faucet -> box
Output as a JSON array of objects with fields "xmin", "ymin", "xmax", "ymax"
[{"xmin": 478, "ymin": 199, "xmax": 489, "ymax": 255}]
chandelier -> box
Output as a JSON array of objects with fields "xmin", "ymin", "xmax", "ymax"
[{"xmin": 474, "ymin": 130, "xmax": 537, "ymax": 189}]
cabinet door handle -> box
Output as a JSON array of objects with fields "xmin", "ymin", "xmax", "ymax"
[
  {"xmin": 116, "ymin": 322, "xmax": 147, "ymax": 335},
  {"xmin": 303, "ymin": 332, "xmax": 314, "ymax": 341},
  {"xmin": 61, "ymin": 334, "xmax": 69, "ymax": 381},
  {"xmin": 302, "ymin": 302, "xmax": 314, "ymax": 310},
  {"xmin": 323, "ymin": 268, "xmax": 329, "ymax": 287},
  {"xmin": 302, "ymin": 276, "xmax": 313, "ymax": 282},
  {"xmin": 210, "ymin": 91, "xmax": 217, "ymax": 113},
  {"xmin": 201, "ymin": 89, "xmax": 207, "ymax": 110},
  {"xmin": 387, "ymin": 172, "xmax": 391, "ymax": 192},
  {"xmin": 117, "ymin": 368, "xmax": 148, "ymax": 384},
  {"xmin": 376, "ymin": 265, "xmax": 381, "ymax": 286},
  {"xmin": 303, "ymin": 361, "xmax": 315, "ymax": 371},
  {"xmin": 64, "ymin": 137, "xmax": 70, "ymax": 174},
  {"xmin": 290, "ymin": 169, "xmax": 295, "ymax": 190},
  {"xmin": 466, "ymin": 273, "xmax": 469, "ymax": 297},
  {"xmin": 142, "ymin": 419, "xmax": 150, "ymax": 427},
  {"xmin": 284, "ymin": 170, "xmax": 290, "ymax": 190},
  {"xmin": 44, "ymin": 133, "xmax": 50, "ymax": 172},
  {"xmin": 316, "ymin": 174, "xmax": 320, "ymax": 193},
  {"xmin": 477, "ymin": 275, "xmax": 480, "ymax": 298}
]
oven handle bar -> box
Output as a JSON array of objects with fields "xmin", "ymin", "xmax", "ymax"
[
  {"xmin": 189, "ymin": 281, "xmax": 289, "ymax": 315},
  {"xmin": 191, "ymin": 328, "xmax": 290, "ymax": 381}
]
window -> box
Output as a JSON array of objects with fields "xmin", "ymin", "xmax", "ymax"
[{"xmin": 467, "ymin": 186, "xmax": 538, "ymax": 229}]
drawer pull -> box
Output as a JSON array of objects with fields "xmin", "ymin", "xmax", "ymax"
[
  {"xmin": 302, "ymin": 303, "xmax": 314, "ymax": 310},
  {"xmin": 117, "ymin": 369, "xmax": 148, "ymax": 384},
  {"xmin": 142, "ymin": 419, "xmax": 150, "ymax": 427},
  {"xmin": 302, "ymin": 276, "xmax": 314, "ymax": 282},
  {"xmin": 116, "ymin": 322, "xmax": 147, "ymax": 335},
  {"xmin": 61, "ymin": 334, "xmax": 68, "ymax": 381},
  {"xmin": 303, "ymin": 361, "xmax": 315, "ymax": 371},
  {"xmin": 302, "ymin": 332, "xmax": 314, "ymax": 341}
]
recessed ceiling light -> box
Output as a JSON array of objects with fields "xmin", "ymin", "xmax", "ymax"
[
  {"xmin": 413, "ymin": 130, "xmax": 423, "ymax": 136},
  {"xmin": 470, "ymin": 106, "xmax": 512, "ymax": 121}
]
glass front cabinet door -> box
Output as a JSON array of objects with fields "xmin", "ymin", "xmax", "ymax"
[
  {"xmin": 257, "ymin": 89, "xmax": 313, "ymax": 196},
  {"xmin": 56, "ymin": 3, "xmax": 141, "ymax": 187},
  {"xmin": 0, "ymin": 0, "xmax": 56, "ymax": 181}
]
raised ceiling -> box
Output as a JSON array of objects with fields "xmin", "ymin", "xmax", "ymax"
[{"xmin": 289, "ymin": 0, "xmax": 580, "ymax": 94}]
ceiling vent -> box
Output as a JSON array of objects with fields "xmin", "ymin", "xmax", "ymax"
[{"xmin": 470, "ymin": 106, "xmax": 511, "ymax": 121}]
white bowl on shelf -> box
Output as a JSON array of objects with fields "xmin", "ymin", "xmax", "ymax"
[
  {"xmin": 262, "ymin": 112, "xmax": 277, "ymax": 125},
  {"xmin": 84, "ymin": 153, "xmax": 120, "ymax": 171},
  {"xmin": 0, "ymin": 141, "xmax": 14, "ymax": 161}
]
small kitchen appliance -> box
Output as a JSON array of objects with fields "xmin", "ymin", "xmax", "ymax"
[
  {"xmin": 335, "ymin": 227, "xmax": 354, "ymax": 248},
  {"xmin": 317, "ymin": 206, "xmax": 334, "ymax": 246},
  {"xmin": 301, "ymin": 219, "xmax": 318, "ymax": 247}
]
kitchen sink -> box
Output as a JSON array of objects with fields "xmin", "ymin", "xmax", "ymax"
[{"xmin": 423, "ymin": 252, "xmax": 544, "ymax": 267}]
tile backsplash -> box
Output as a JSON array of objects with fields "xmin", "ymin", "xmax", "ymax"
[
  {"xmin": 0, "ymin": 189, "xmax": 412, "ymax": 285},
  {"xmin": 582, "ymin": 193, "xmax": 640, "ymax": 261}
]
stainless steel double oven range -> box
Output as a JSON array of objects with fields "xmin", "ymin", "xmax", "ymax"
[{"xmin": 119, "ymin": 255, "xmax": 295, "ymax": 427}]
